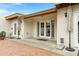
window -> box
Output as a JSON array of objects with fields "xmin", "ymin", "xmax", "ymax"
[
  {"xmin": 41, "ymin": 22, "xmax": 44, "ymax": 36},
  {"xmin": 14, "ymin": 23, "xmax": 16, "ymax": 35},
  {"xmin": 37, "ymin": 22, "xmax": 39, "ymax": 37},
  {"xmin": 51, "ymin": 22, "xmax": 54, "ymax": 37},
  {"xmin": 78, "ymin": 22, "xmax": 79, "ymax": 43},
  {"xmin": 46, "ymin": 22, "xmax": 50, "ymax": 36}
]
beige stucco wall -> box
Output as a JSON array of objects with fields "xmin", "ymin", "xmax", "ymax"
[
  {"xmin": 57, "ymin": 7, "xmax": 69, "ymax": 47},
  {"xmin": 57, "ymin": 4, "xmax": 79, "ymax": 47},
  {"xmin": 72, "ymin": 4, "xmax": 79, "ymax": 47},
  {"xmin": 0, "ymin": 15, "xmax": 11, "ymax": 37},
  {"xmin": 9, "ymin": 18, "xmax": 24, "ymax": 39},
  {"xmin": 24, "ymin": 19, "xmax": 33, "ymax": 39}
]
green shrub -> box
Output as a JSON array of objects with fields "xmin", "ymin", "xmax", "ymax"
[
  {"xmin": 0, "ymin": 31, "xmax": 6, "ymax": 40},
  {"xmin": 1, "ymin": 31, "xmax": 6, "ymax": 37}
]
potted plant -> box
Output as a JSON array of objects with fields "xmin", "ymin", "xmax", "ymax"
[{"xmin": 0, "ymin": 31, "xmax": 6, "ymax": 40}]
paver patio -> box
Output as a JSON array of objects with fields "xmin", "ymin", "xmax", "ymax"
[{"xmin": 0, "ymin": 39, "xmax": 63, "ymax": 56}]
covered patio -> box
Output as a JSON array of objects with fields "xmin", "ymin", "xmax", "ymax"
[{"xmin": 23, "ymin": 8, "xmax": 57, "ymax": 42}]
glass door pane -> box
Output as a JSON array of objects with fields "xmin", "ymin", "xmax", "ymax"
[
  {"xmin": 41, "ymin": 22, "xmax": 44, "ymax": 36},
  {"xmin": 14, "ymin": 23, "xmax": 16, "ymax": 35},
  {"xmin": 46, "ymin": 22, "xmax": 50, "ymax": 36}
]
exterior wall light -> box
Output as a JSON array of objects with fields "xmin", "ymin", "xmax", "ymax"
[{"xmin": 65, "ymin": 12, "xmax": 67, "ymax": 17}]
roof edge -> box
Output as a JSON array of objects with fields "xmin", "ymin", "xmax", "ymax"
[
  {"xmin": 5, "ymin": 13, "xmax": 24, "ymax": 20},
  {"xmin": 24, "ymin": 8, "xmax": 56, "ymax": 19}
]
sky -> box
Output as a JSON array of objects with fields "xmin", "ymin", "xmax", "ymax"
[{"xmin": 0, "ymin": 3, "xmax": 55, "ymax": 16}]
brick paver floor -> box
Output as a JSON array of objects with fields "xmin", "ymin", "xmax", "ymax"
[{"xmin": 0, "ymin": 39, "xmax": 63, "ymax": 56}]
